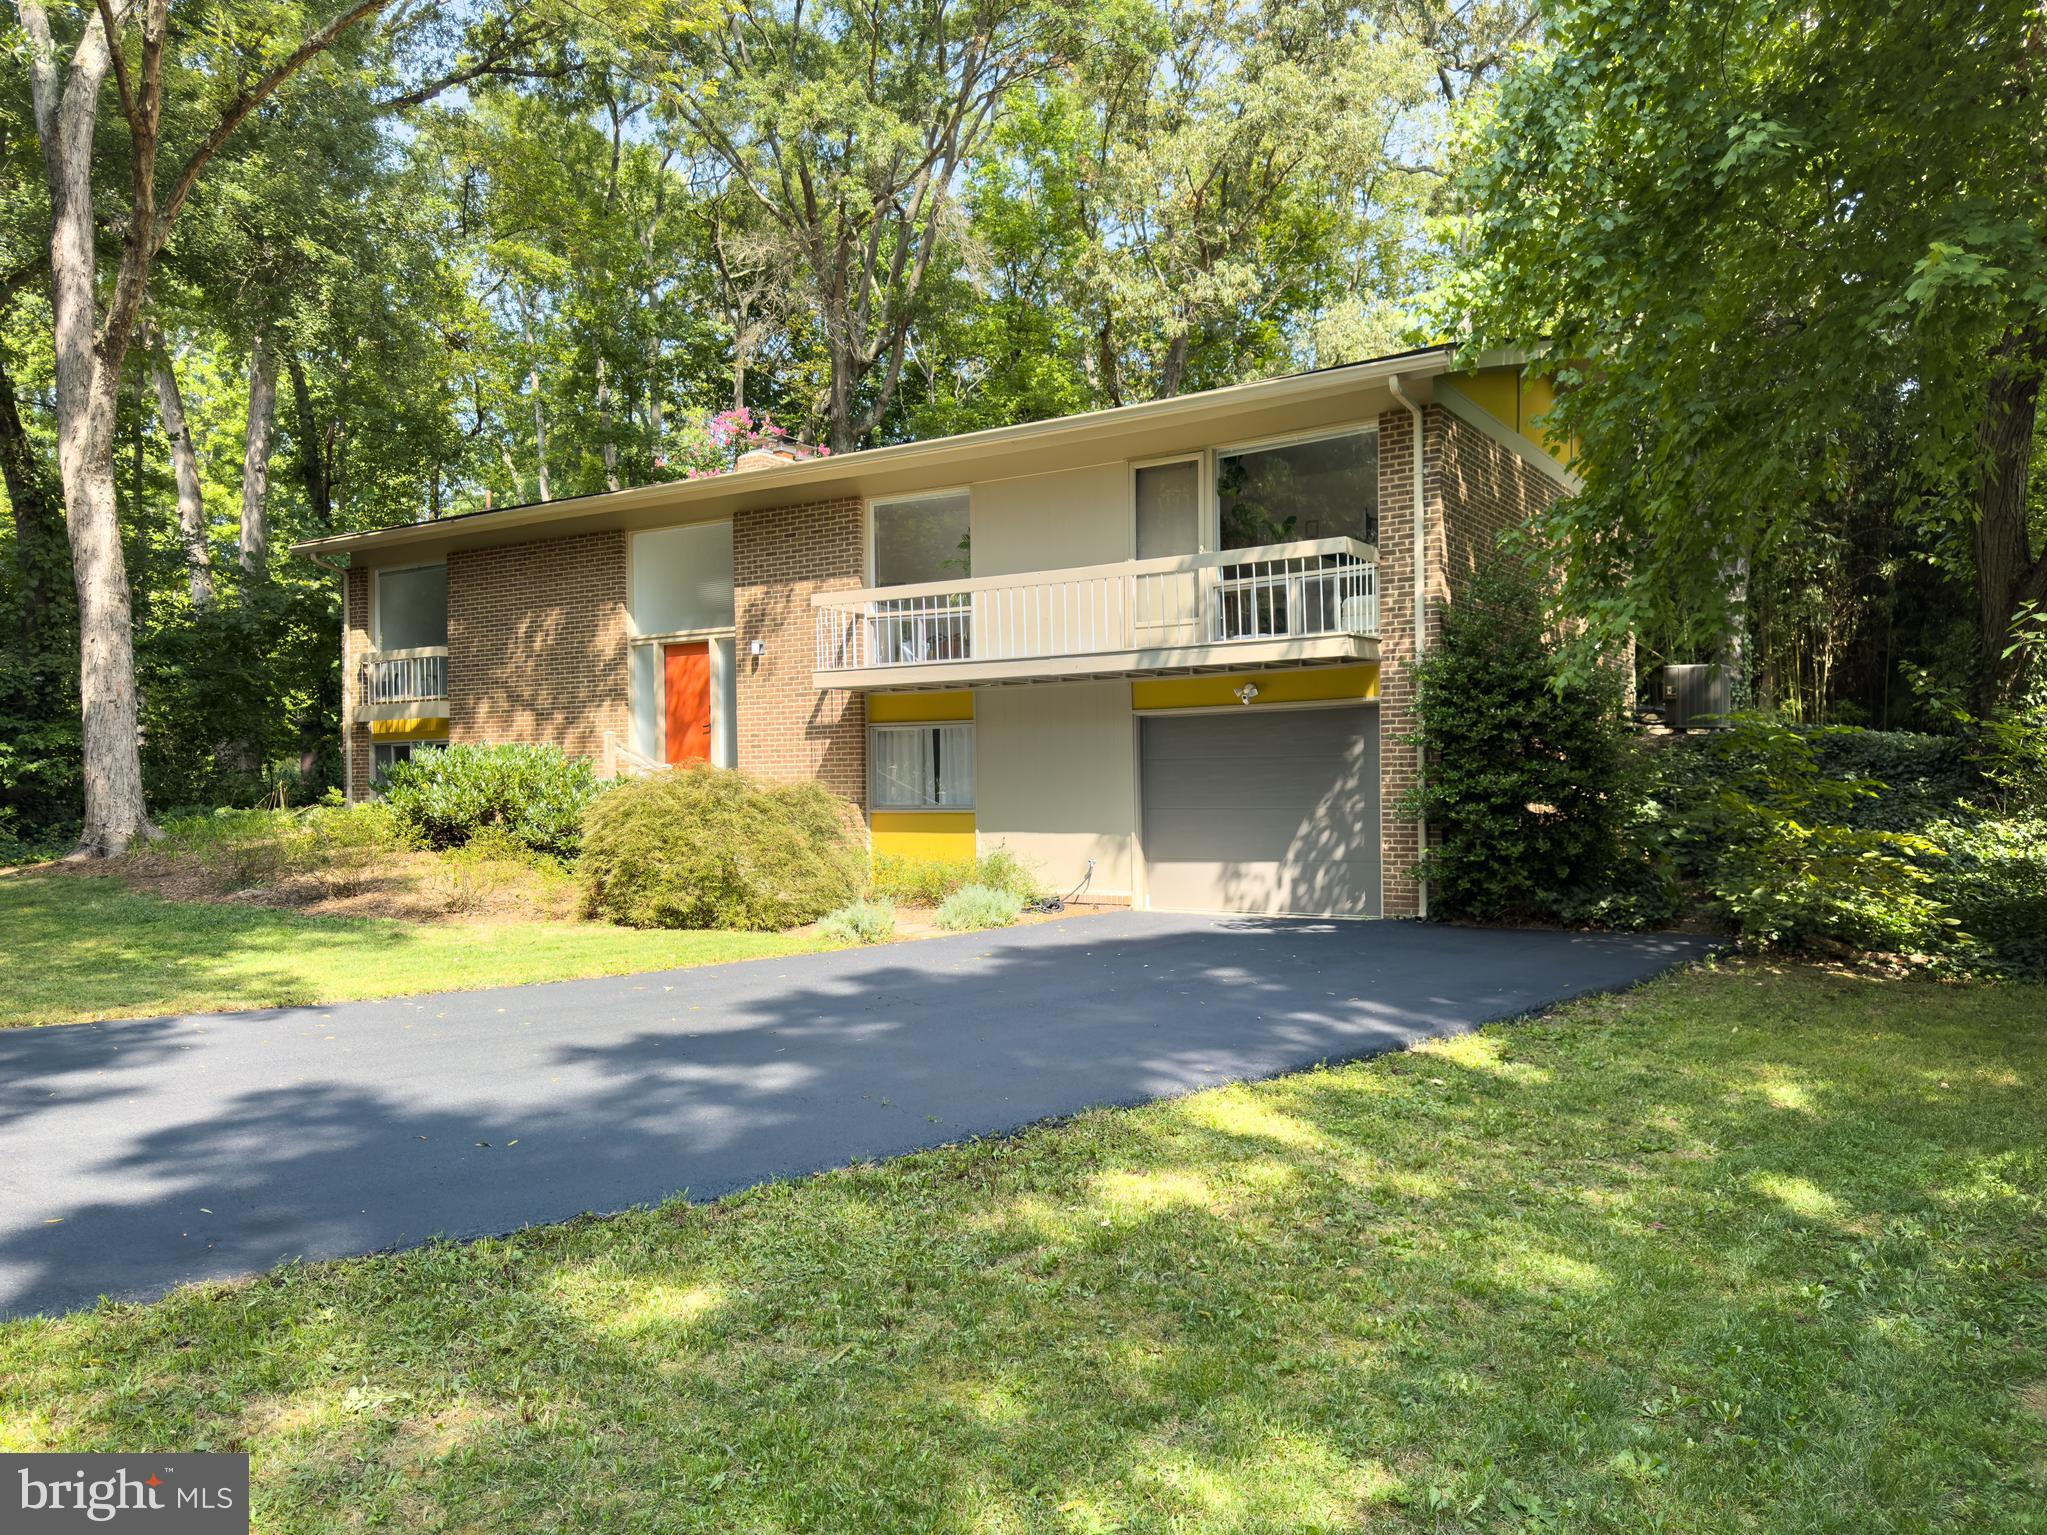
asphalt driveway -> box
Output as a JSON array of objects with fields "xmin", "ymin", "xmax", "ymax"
[{"xmin": 0, "ymin": 913, "xmax": 1706, "ymax": 1317}]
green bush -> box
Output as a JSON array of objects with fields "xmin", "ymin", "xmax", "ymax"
[
  {"xmin": 870, "ymin": 847, "xmax": 1038, "ymax": 904},
  {"xmin": 379, "ymin": 743, "xmax": 601, "ymax": 859},
  {"xmin": 1399, "ymin": 560, "xmax": 1672, "ymax": 926},
  {"xmin": 1645, "ymin": 718, "xmax": 1952, "ymax": 952},
  {"xmin": 935, "ymin": 883, "xmax": 1026, "ymax": 931},
  {"xmin": 816, "ymin": 897, "xmax": 897, "ymax": 945},
  {"xmin": 580, "ymin": 766, "xmax": 864, "ymax": 931},
  {"xmin": 1924, "ymin": 816, "xmax": 2047, "ymax": 979}
]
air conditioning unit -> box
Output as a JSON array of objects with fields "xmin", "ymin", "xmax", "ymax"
[{"xmin": 1647, "ymin": 663, "xmax": 1733, "ymax": 730}]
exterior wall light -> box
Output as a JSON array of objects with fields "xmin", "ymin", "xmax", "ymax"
[{"xmin": 1233, "ymin": 682, "xmax": 1260, "ymax": 705}]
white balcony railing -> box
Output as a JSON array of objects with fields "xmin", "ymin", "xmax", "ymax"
[
  {"xmin": 358, "ymin": 645, "xmax": 448, "ymax": 705},
  {"xmin": 814, "ymin": 537, "xmax": 1376, "ymax": 677}
]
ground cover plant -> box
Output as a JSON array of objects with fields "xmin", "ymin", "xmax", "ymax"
[
  {"xmin": 0, "ymin": 963, "xmax": 2039, "ymax": 1530},
  {"xmin": 934, "ymin": 882, "xmax": 1027, "ymax": 931},
  {"xmin": 816, "ymin": 897, "xmax": 897, "ymax": 945},
  {"xmin": 0, "ymin": 874, "xmax": 827, "ymax": 1027}
]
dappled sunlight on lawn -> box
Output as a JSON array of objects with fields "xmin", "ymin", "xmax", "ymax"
[
  {"xmin": 2, "ymin": 963, "xmax": 2042, "ymax": 1531},
  {"xmin": 0, "ymin": 873, "xmax": 828, "ymax": 1026}
]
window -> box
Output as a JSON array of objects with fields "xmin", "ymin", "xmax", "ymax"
[
  {"xmin": 375, "ymin": 564, "xmax": 448, "ymax": 650},
  {"xmin": 1216, "ymin": 429, "xmax": 1377, "ymax": 550},
  {"xmin": 869, "ymin": 723, "xmax": 973, "ymax": 809},
  {"xmin": 1135, "ymin": 460, "xmax": 1200, "ymax": 559},
  {"xmin": 372, "ymin": 738, "xmax": 445, "ymax": 781},
  {"xmin": 872, "ymin": 491, "xmax": 971, "ymax": 586}
]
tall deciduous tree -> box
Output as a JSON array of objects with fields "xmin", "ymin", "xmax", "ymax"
[
  {"xmin": 647, "ymin": 0, "xmax": 1078, "ymax": 451},
  {"xmin": 17, "ymin": 0, "xmax": 391, "ymax": 854},
  {"xmin": 1449, "ymin": 0, "xmax": 2047, "ymax": 704}
]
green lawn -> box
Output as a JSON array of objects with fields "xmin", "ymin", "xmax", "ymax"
[
  {"xmin": 0, "ymin": 873, "xmax": 830, "ymax": 1027},
  {"xmin": 3, "ymin": 964, "xmax": 2041, "ymax": 1532}
]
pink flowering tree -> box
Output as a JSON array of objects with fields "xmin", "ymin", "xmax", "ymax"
[{"xmin": 660, "ymin": 407, "xmax": 832, "ymax": 480}]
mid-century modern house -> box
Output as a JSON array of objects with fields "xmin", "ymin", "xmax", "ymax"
[{"xmin": 292, "ymin": 344, "xmax": 1575, "ymax": 920}]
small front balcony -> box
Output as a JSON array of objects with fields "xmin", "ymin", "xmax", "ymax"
[
  {"xmin": 813, "ymin": 537, "xmax": 1378, "ymax": 690},
  {"xmin": 354, "ymin": 646, "xmax": 448, "ymax": 721}
]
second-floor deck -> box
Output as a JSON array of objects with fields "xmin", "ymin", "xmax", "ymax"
[
  {"xmin": 813, "ymin": 537, "xmax": 1377, "ymax": 690},
  {"xmin": 354, "ymin": 645, "xmax": 448, "ymax": 721}
]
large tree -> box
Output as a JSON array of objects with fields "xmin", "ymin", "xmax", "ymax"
[
  {"xmin": 645, "ymin": 0, "xmax": 1080, "ymax": 452},
  {"xmin": 17, "ymin": 0, "xmax": 398, "ymax": 854},
  {"xmin": 1449, "ymin": 0, "xmax": 2047, "ymax": 705}
]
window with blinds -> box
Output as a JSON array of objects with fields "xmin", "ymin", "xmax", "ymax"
[{"xmin": 869, "ymin": 723, "xmax": 974, "ymax": 809}]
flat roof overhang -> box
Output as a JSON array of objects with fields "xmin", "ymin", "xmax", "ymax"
[{"xmin": 290, "ymin": 346, "xmax": 1458, "ymax": 567}]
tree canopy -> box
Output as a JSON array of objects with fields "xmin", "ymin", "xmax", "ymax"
[{"xmin": 1448, "ymin": 0, "xmax": 2047, "ymax": 706}]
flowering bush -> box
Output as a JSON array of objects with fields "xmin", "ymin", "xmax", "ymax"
[{"xmin": 663, "ymin": 407, "xmax": 832, "ymax": 481}]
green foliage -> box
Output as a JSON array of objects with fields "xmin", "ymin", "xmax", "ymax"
[
  {"xmin": 815, "ymin": 897, "xmax": 898, "ymax": 946},
  {"xmin": 1450, "ymin": 0, "xmax": 2047, "ymax": 694},
  {"xmin": 934, "ymin": 883, "xmax": 1026, "ymax": 932},
  {"xmin": 1399, "ymin": 560, "xmax": 1669, "ymax": 926},
  {"xmin": 1642, "ymin": 716, "xmax": 2047, "ymax": 973},
  {"xmin": 1652, "ymin": 720, "xmax": 1951, "ymax": 952},
  {"xmin": 869, "ymin": 847, "xmax": 1038, "ymax": 905},
  {"xmin": 144, "ymin": 802, "xmax": 415, "ymax": 896},
  {"xmin": 579, "ymin": 767, "xmax": 864, "ymax": 931},
  {"xmin": 378, "ymin": 743, "xmax": 601, "ymax": 860}
]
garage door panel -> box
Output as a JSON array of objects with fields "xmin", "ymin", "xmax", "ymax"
[{"xmin": 1140, "ymin": 707, "xmax": 1379, "ymax": 918}]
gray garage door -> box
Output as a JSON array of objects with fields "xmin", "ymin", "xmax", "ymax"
[{"xmin": 1140, "ymin": 706, "xmax": 1380, "ymax": 917}]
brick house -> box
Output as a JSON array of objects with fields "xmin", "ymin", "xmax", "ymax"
[{"xmin": 295, "ymin": 345, "xmax": 1574, "ymax": 919}]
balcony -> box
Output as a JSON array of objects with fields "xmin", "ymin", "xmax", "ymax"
[
  {"xmin": 813, "ymin": 537, "xmax": 1377, "ymax": 690},
  {"xmin": 354, "ymin": 646, "xmax": 448, "ymax": 721}
]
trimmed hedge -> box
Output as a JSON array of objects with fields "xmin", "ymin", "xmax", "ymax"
[
  {"xmin": 379, "ymin": 743, "xmax": 600, "ymax": 859},
  {"xmin": 580, "ymin": 767, "xmax": 864, "ymax": 931}
]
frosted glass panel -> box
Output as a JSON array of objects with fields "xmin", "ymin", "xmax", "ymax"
[
  {"xmin": 632, "ymin": 523, "xmax": 734, "ymax": 635},
  {"xmin": 1135, "ymin": 461, "xmax": 1199, "ymax": 558},
  {"xmin": 376, "ymin": 564, "xmax": 447, "ymax": 649}
]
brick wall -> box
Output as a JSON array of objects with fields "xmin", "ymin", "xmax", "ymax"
[
  {"xmin": 343, "ymin": 566, "xmax": 372, "ymax": 801},
  {"xmin": 1377, "ymin": 405, "xmax": 1564, "ymax": 915},
  {"xmin": 1376, "ymin": 406, "xmax": 1425, "ymax": 916},
  {"xmin": 446, "ymin": 530, "xmax": 629, "ymax": 761},
  {"xmin": 732, "ymin": 496, "xmax": 867, "ymax": 807}
]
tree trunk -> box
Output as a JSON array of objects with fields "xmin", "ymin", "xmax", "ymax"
[
  {"xmin": 1972, "ymin": 342, "xmax": 2047, "ymax": 707},
  {"xmin": 1157, "ymin": 332, "xmax": 1190, "ymax": 399},
  {"xmin": 25, "ymin": 0, "xmax": 156, "ymax": 856},
  {"xmin": 0, "ymin": 351, "xmax": 65, "ymax": 638},
  {"xmin": 285, "ymin": 347, "xmax": 331, "ymax": 526},
  {"xmin": 146, "ymin": 331, "xmax": 214, "ymax": 607},
  {"xmin": 596, "ymin": 354, "xmax": 621, "ymax": 491},
  {"xmin": 239, "ymin": 328, "xmax": 276, "ymax": 575}
]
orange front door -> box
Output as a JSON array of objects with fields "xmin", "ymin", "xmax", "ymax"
[{"xmin": 663, "ymin": 642, "xmax": 712, "ymax": 764}]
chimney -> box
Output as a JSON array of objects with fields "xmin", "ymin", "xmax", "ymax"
[{"xmin": 734, "ymin": 443, "xmax": 819, "ymax": 473}]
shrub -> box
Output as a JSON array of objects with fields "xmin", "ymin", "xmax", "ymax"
[
  {"xmin": 870, "ymin": 846, "xmax": 1038, "ymax": 904},
  {"xmin": 145, "ymin": 803, "xmax": 413, "ymax": 895},
  {"xmin": 1646, "ymin": 717, "xmax": 1952, "ymax": 952},
  {"xmin": 580, "ymin": 766, "xmax": 864, "ymax": 930},
  {"xmin": 1924, "ymin": 816, "xmax": 2047, "ymax": 980},
  {"xmin": 816, "ymin": 897, "xmax": 897, "ymax": 945},
  {"xmin": 1398, "ymin": 560, "xmax": 1661, "ymax": 925},
  {"xmin": 379, "ymin": 743, "xmax": 601, "ymax": 859},
  {"xmin": 935, "ymin": 883, "xmax": 1025, "ymax": 931}
]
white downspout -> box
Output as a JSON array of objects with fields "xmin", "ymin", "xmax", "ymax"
[
  {"xmin": 310, "ymin": 551, "xmax": 353, "ymax": 804},
  {"xmin": 1387, "ymin": 374, "xmax": 1429, "ymax": 918}
]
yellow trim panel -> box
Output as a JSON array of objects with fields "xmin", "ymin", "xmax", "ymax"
[
  {"xmin": 369, "ymin": 716, "xmax": 450, "ymax": 739},
  {"xmin": 1131, "ymin": 664, "xmax": 1379, "ymax": 712},
  {"xmin": 868, "ymin": 691, "xmax": 975, "ymax": 722},
  {"xmin": 870, "ymin": 811, "xmax": 977, "ymax": 861}
]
